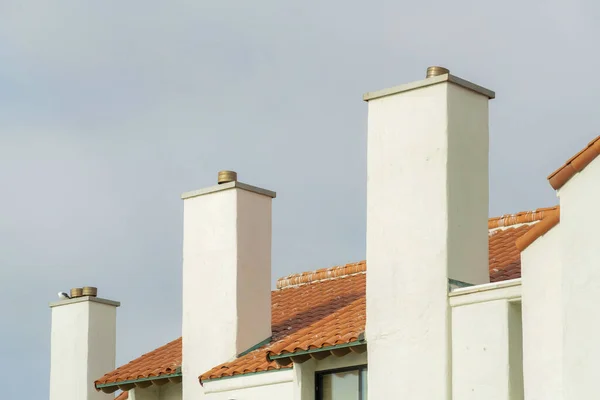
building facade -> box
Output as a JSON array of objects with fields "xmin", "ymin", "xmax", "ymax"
[{"xmin": 48, "ymin": 67, "xmax": 600, "ymax": 400}]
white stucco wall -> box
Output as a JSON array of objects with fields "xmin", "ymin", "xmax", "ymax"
[
  {"xmin": 203, "ymin": 370, "xmax": 293, "ymax": 400},
  {"xmin": 557, "ymin": 156, "xmax": 600, "ymax": 398},
  {"xmin": 182, "ymin": 184, "xmax": 273, "ymax": 400},
  {"xmin": 365, "ymin": 75, "xmax": 492, "ymax": 400},
  {"xmin": 452, "ymin": 296, "xmax": 523, "ymax": 400},
  {"xmin": 293, "ymin": 360, "xmax": 315, "ymax": 400},
  {"xmin": 521, "ymin": 224, "xmax": 562, "ymax": 399},
  {"xmin": 130, "ymin": 383, "xmax": 181, "ymax": 400},
  {"xmin": 49, "ymin": 297, "xmax": 118, "ymax": 400},
  {"xmin": 201, "ymin": 353, "xmax": 367, "ymax": 400},
  {"xmin": 161, "ymin": 383, "xmax": 182, "ymax": 400},
  {"xmin": 130, "ymin": 387, "xmax": 159, "ymax": 400}
]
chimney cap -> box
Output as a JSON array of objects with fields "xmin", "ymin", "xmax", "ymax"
[
  {"xmin": 218, "ymin": 170, "xmax": 238, "ymax": 184},
  {"xmin": 70, "ymin": 287, "xmax": 83, "ymax": 298},
  {"xmin": 426, "ymin": 66, "xmax": 450, "ymax": 78},
  {"xmin": 82, "ymin": 286, "xmax": 98, "ymax": 297}
]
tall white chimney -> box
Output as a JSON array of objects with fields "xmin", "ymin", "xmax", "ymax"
[
  {"xmin": 49, "ymin": 287, "xmax": 119, "ymax": 400},
  {"xmin": 181, "ymin": 171, "xmax": 275, "ymax": 400},
  {"xmin": 365, "ymin": 67, "xmax": 494, "ymax": 399}
]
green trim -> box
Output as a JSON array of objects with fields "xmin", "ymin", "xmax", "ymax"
[
  {"xmin": 268, "ymin": 339, "xmax": 367, "ymax": 360},
  {"xmin": 95, "ymin": 371, "xmax": 182, "ymax": 389},
  {"xmin": 238, "ymin": 337, "xmax": 272, "ymax": 357},
  {"xmin": 202, "ymin": 367, "xmax": 290, "ymax": 383},
  {"xmin": 448, "ymin": 278, "xmax": 474, "ymax": 289}
]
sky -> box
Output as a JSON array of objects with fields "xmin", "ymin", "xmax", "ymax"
[{"xmin": 1, "ymin": 1, "xmax": 600, "ymax": 398}]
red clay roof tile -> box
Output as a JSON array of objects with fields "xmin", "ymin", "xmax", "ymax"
[
  {"xmin": 548, "ymin": 136, "xmax": 600, "ymax": 190},
  {"xmin": 488, "ymin": 206, "xmax": 558, "ymax": 229},
  {"xmin": 515, "ymin": 211, "xmax": 560, "ymax": 251},
  {"xmin": 95, "ymin": 338, "xmax": 181, "ymax": 386},
  {"xmin": 97, "ymin": 208, "xmax": 549, "ymax": 386}
]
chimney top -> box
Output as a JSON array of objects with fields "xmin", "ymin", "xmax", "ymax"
[
  {"xmin": 426, "ymin": 66, "xmax": 450, "ymax": 78},
  {"xmin": 218, "ymin": 170, "xmax": 237, "ymax": 184},
  {"xmin": 69, "ymin": 287, "xmax": 97, "ymax": 298},
  {"xmin": 82, "ymin": 286, "xmax": 97, "ymax": 297}
]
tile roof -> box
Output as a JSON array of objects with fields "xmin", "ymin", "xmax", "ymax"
[
  {"xmin": 488, "ymin": 206, "xmax": 558, "ymax": 229},
  {"xmin": 515, "ymin": 210, "xmax": 560, "ymax": 251},
  {"xmin": 548, "ymin": 136, "xmax": 600, "ymax": 190},
  {"xmin": 95, "ymin": 338, "xmax": 181, "ymax": 389},
  {"xmin": 96, "ymin": 208, "xmax": 549, "ymax": 388}
]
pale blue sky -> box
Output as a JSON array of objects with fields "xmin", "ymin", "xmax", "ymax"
[{"xmin": 1, "ymin": 1, "xmax": 599, "ymax": 399}]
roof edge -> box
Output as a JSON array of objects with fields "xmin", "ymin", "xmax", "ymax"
[
  {"xmin": 95, "ymin": 370, "xmax": 182, "ymax": 392},
  {"xmin": 548, "ymin": 136, "xmax": 600, "ymax": 190},
  {"xmin": 267, "ymin": 338, "xmax": 367, "ymax": 365},
  {"xmin": 515, "ymin": 213, "xmax": 560, "ymax": 252},
  {"xmin": 200, "ymin": 367, "xmax": 290, "ymax": 385}
]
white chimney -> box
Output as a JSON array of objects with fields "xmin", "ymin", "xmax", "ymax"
[
  {"xmin": 365, "ymin": 67, "xmax": 494, "ymax": 399},
  {"xmin": 181, "ymin": 170, "xmax": 275, "ymax": 400},
  {"xmin": 49, "ymin": 287, "xmax": 119, "ymax": 400}
]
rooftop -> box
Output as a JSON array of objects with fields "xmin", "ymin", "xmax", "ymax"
[
  {"xmin": 95, "ymin": 209, "xmax": 548, "ymax": 392},
  {"xmin": 95, "ymin": 134, "xmax": 600, "ymax": 396}
]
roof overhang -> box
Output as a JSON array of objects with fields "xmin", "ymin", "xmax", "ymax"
[
  {"xmin": 267, "ymin": 338, "xmax": 367, "ymax": 367},
  {"xmin": 95, "ymin": 369, "xmax": 182, "ymax": 394}
]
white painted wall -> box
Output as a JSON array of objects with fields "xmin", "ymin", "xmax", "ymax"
[
  {"xmin": 557, "ymin": 157, "xmax": 600, "ymax": 398},
  {"xmin": 49, "ymin": 297, "xmax": 119, "ymax": 400},
  {"xmin": 130, "ymin": 387, "xmax": 159, "ymax": 400},
  {"xmin": 182, "ymin": 182, "xmax": 274, "ymax": 400},
  {"xmin": 521, "ymin": 224, "xmax": 562, "ymax": 399},
  {"xmin": 452, "ymin": 299, "xmax": 523, "ymax": 400},
  {"xmin": 203, "ymin": 370, "xmax": 293, "ymax": 400},
  {"xmin": 293, "ymin": 359, "xmax": 315, "ymax": 400},
  {"xmin": 365, "ymin": 74, "xmax": 493, "ymax": 400},
  {"xmin": 130, "ymin": 383, "xmax": 181, "ymax": 400},
  {"xmin": 161, "ymin": 383, "xmax": 182, "ymax": 400}
]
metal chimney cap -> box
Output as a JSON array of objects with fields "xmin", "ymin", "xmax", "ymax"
[
  {"xmin": 82, "ymin": 286, "xmax": 98, "ymax": 297},
  {"xmin": 70, "ymin": 287, "xmax": 83, "ymax": 298},
  {"xmin": 426, "ymin": 66, "xmax": 450, "ymax": 78},
  {"xmin": 218, "ymin": 170, "xmax": 238, "ymax": 184}
]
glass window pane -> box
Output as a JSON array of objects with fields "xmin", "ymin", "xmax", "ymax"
[
  {"xmin": 360, "ymin": 368, "xmax": 368, "ymax": 400},
  {"xmin": 321, "ymin": 370, "xmax": 359, "ymax": 400}
]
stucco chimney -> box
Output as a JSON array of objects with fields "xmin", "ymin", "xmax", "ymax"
[
  {"xmin": 49, "ymin": 289, "xmax": 119, "ymax": 400},
  {"xmin": 364, "ymin": 67, "xmax": 494, "ymax": 399},
  {"xmin": 181, "ymin": 171, "xmax": 275, "ymax": 400}
]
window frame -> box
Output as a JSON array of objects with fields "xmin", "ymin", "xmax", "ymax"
[{"xmin": 315, "ymin": 364, "xmax": 368, "ymax": 400}]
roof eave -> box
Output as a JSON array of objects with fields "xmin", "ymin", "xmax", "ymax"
[
  {"xmin": 95, "ymin": 370, "xmax": 182, "ymax": 393},
  {"xmin": 268, "ymin": 339, "xmax": 367, "ymax": 367}
]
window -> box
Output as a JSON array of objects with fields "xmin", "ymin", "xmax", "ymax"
[{"xmin": 316, "ymin": 366, "xmax": 367, "ymax": 400}]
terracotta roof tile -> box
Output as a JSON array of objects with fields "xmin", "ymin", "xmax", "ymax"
[
  {"xmin": 98, "ymin": 208, "xmax": 547, "ymax": 386},
  {"xmin": 515, "ymin": 211, "xmax": 560, "ymax": 251},
  {"xmin": 488, "ymin": 206, "xmax": 558, "ymax": 229},
  {"xmin": 276, "ymin": 261, "xmax": 366, "ymax": 289},
  {"xmin": 488, "ymin": 224, "xmax": 533, "ymax": 282},
  {"xmin": 548, "ymin": 136, "xmax": 600, "ymax": 190},
  {"xmin": 95, "ymin": 338, "xmax": 181, "ymax": 386}
]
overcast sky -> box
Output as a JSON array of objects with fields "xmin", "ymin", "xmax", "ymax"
[{"xmin": 1, "ymin": 1, "xmax": 599, "ymax": 399}]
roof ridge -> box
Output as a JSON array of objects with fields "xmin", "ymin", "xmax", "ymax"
[
  {"xmin": 276, "ymin": 261, "xmax": 366, "ymax": 289},
  {"xmin": 276, "ymin": 207, "xmax": 559, "ymax": 288},
  {"xmin": 487, "ymin": 206, "xmax": 559, "ymax": 229}
]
